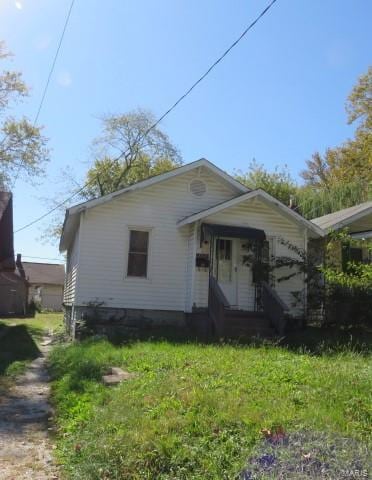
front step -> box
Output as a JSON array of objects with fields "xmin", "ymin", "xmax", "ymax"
[
  {"xmin": 224, "ymin": 325, "xmax": 276, "ymax": 338},
  {"xmin": 223, "ymin": 310, "xmax": 275, "ymax": 338}
]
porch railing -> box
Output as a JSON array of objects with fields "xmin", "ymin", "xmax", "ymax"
[
  {"xmin": 208, "ymin": 276, "xmax": 229, "ymax": 336},
  {"xmin": 261, "ymin": 281, "xmax": 289, "ymax": 335}
]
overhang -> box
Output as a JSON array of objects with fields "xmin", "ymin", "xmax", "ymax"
[{"xmin": 202, "ymin": 223, "xmax": 266, "ymax": 241}]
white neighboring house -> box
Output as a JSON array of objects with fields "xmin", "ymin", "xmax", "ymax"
[
  {"xmin": 60, "ymin": 159, "xmax": 324, "ymax": 337},
  {"xmin": 23, "ymin": 262, "xmax": 65, "ymax": 311}
]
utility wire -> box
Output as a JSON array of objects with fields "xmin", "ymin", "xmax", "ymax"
[
  {"xmin": 34, "ymin": 0, "xmax": 76, "ymax": 126},
  {"xmin": 14, "ymin": 0, "xmax": 278, "ymax": 234},
  {"xmin": 14, "ymin": 182, "xmax": 87, "ymax": 233},
  {"xmin": 119, "ymin": 0, "xmax": 278, "ymax": 154},
  {"xmin": 12, "ymin": 0, "xmax": 76, "ymax": 188}
]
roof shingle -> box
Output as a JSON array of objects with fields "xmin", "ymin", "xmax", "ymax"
[{"xmin": 22, "ymin": 262, "xmax": 65, "ymax": 285}]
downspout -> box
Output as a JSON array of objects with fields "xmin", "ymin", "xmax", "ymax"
[{"xmin": 187, "ymin": 222, "xmax": 198, "ymax": 312}]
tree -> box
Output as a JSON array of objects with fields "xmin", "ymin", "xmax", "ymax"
[
  {"xmin": 234, "ymin": 160, "xmax": 298, "ymax": 206},
  {"xmin": 83, "ymin": 109, "xmax": 182, "ymax": 198},
  {"xmin": 301, "ymin": 67, "xmax": 372, "ymax": 188},
  {"xmin": 43, "ymin": 109, "xmax": 182, "ymax": 242},
  {"xmin": 297, "ymin": 182, "xmax": 371, "ymax": 219},
  {"xmin": 0, "ymin": 41, "xmax": 48, "ymax": 187},
  {"xmin": 346, "ymin": 66, "xmax": 372, "ymax": 131}
]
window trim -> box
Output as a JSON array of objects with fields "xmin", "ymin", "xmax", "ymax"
[{"xmin": 125, "ymin": 226, "xmax": 153, "ymax": 280}]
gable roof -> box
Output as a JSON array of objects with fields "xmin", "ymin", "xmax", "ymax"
[
  {"xmin": 22, "ymin": 262, "xmax": 65, "ymax": 285},
  {"xmin": 178, "ymin": 189, "xmax": 325, "ymax": 237},
  {"xmin": 68, "ymin": 158, "xmax": 247, "ymax": 216},
  {"xmin": 311, "ymin": 201, "xmax": 372, "ymax": 231},
  {"xmin": 60, "ymin": 158, "xmax": 248, "ymax": 251}
]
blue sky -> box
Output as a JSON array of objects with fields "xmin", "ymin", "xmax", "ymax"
[{"xmin": 1, "ymin": 0, "xmax": 371, "ymax": 263}]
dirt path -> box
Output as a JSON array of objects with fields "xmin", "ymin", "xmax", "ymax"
[{"xmin": 0, "ymin": 336, "xmax": 59, "ymax": 479}]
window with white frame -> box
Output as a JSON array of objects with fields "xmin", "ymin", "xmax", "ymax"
[{"xmin": 127, "ymin": 229, "xmax": 149, "ymax": 277}]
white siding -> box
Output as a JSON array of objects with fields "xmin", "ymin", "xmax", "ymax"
[
  {"xmin": 75, "ymin": 168, "xmax": 238, "ymax": 311},
  {"xmin": 41, "ymin": 284, "xmax": 63, "ymax": 311},
  {"xmin": 194, "ymin": 232, "xmax": 210, "ymax": 308},
  {"xmin": 64, "ymin": 225, "xmax": 80, "ymax": 305},
  {"xmin": 196, "ymin": 198, "xmax": 306, "ymax": 315}
]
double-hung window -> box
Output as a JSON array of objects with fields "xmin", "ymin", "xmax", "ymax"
[{"xmin": 127, "ymin": 229, "xmax": 149, "ymax": 277}]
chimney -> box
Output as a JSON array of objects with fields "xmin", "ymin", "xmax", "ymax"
[{"xmin": 16, "ymin": 253, "xmax": 26, "ymax": 278}]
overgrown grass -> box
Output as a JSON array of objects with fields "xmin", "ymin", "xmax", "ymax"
[
  {"xmin": 0, "ymin": 313, "xmax": 64, "ymax": 385},
  {"xmin": 50, "ymin": 335, "xmax": 371, "ymax": 479}
]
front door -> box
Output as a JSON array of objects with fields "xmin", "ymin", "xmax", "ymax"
[{"xmin": 214, "ymin": 238, "xmax": 238, "ymax": 306}]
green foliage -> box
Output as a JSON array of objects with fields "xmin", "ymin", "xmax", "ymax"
[
  {"xmin": 300, "ymin": 67, "xmax": 372, "ymax": 194},
  {"xmin": 346, "ymin": 66, "xmax": 372, "ymax": 131},
  {"xmin": 242, "ymin": 237, "xmax": 323, "ymax": 315},
  {"xmin": 50, "ymin": 339, "xmax": 371, "ymax": 479},
  {"xmin": 318, "ymin": 231, "xmax": 372, "ymax": 327},
  {"xmin": 297, "ymin": 182, "xmax": 371, "ymax": 219},
  {"xmin": 83, "ymin": 109, "xmax": 182, "ymax": 198},
  {"xmin": 0, "ymin": 41, "xmax": 49, "ymax": 187},
  {"xmin": 234, "ymin": 160, "xmax": 298, "ymax": 205},
  {"xmin": 84, "ymin": 154, "xmax": 179, "ymax": 198}
]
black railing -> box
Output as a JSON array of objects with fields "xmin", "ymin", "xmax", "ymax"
[
  {"xmin": 208, "ymin": 276, "xmax": 229, "ymax": 336},
  {"xmin": 261, "ymin": 281, "xmax": 289, "ymax": 335}
]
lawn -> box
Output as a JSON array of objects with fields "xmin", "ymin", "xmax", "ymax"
[
  {"xmin": 49, "ymin": 333, "xmax": 372, "ymax": 479},
  {"xmin": 0, "ymin": 312, "xmax": 64, "ymax": 383}
]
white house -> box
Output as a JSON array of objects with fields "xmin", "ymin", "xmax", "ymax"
[
  {"xmin": 23, "ymin": 262, "xmax": 65, "ymax": 311},
  {"xmin": 60, "ymin": 159, "xmax": 324, "ymax": 338}
]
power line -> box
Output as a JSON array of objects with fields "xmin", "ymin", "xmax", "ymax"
[
  {"xmin": 14, "ymin": 182, "xmax": 87, "ymax": 233},
  {"xmin": 14, "ymin": 0, "xmax": 278, "ymax": 233},
  {"xmin": 12, "ymin": 0, "xmax": 76, "ymax": 188},
  {"xmin": 121, "ymin": 0, "xmax": 278, "ymax": 153},
  {"xmin": 34, "ymin": 0, "xmax": 76, "ymax": 125}
]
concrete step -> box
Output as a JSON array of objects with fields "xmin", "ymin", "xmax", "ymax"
[
  {"xmin": 225, "ymin": 309, "xmax": 265, "ymax": 318},
  {"xmin": 224, "ymin": 326, "xmax": 276, "ymax": 339},
  {"xmin": 225, "ymin": 316, "xmax": 271, "ymax": 328}
]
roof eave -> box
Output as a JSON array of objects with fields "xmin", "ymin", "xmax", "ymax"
[{"xmin": 178, "ymin": 189, "xmax": 325, "ymax": 238}]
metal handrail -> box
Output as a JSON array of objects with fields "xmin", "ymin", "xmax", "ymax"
[
  {"xmin": 208, "ymin": 276, "xmax": 229, "ymax": 336},
  {"xmin": 261, "ymin": 281, "xmax": 289, "ymax": 335}
]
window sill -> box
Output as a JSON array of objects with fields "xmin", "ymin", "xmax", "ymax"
[{"xmin": 124, "ymin": 275, "xmax": 152, "ymax": 283}]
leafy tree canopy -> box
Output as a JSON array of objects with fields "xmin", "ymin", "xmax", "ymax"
[
  {"xmin": 234, "ymin": 160, "xmax": 298, "ymax": 206},
  {"xmin": 82, "ymin": 110, "xmax": 182, "ymax": 198},
  {"xmin": 0, "ymin": 41, "xmax": 48, "ymax": 188},
  {"xmin": 301, "ymin": 67, "xmax": 372, "ymax": 189}
]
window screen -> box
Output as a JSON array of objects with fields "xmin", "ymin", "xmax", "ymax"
[{"xmin": 127, "ymin": 230, "xmax": 149, "ymax": 277}]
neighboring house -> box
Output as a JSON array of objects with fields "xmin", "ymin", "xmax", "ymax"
[
  {"xmin": 311, "ymin": 201, "xmax": 372, "ymax": 269},
  {"xmin": 23, "ymin": 262, "xmax": 65, "ymax": 311},
  {"xmin": 60, "ymin": 158, "xmax": 324, "ymax": 338},
  {"xmin": 0, "ymin": 192, "xmax": 28, "ymax": 316}
]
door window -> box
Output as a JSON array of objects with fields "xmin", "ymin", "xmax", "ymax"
[{"xmin": 216, "ymin": 238, "xmax": 232, "ymax": 282}]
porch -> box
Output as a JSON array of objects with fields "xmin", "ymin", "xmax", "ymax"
[{"xmin": 190, "ymin": 223, "xmax": 290, "ymax": 338}]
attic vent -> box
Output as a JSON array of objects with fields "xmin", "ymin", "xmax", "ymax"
[{"xmin": 190, "ymin": 179, "xmax": 207, "ymax": 197}]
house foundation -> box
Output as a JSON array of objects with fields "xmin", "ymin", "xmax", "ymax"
[{"xmin": 64, "ymin": 305, "xmax": 191, "ymax": 339}]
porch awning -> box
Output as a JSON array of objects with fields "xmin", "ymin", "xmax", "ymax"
[{"xmin": 202, "ymin": 223, "xmax": 266, "ymax": 241}]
